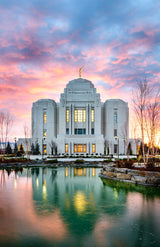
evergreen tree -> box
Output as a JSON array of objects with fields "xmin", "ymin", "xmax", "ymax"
[
  {"xmin": 55, "ymin": 146, "xmax": 57, "ymax": 155},
  {"xmin": 31, "ymin": 143, "xmax": 35, "ymax": 155},
  {"xmin": 35, "ymin": 143, "xmax": 40, "ymax": 155},
  {"xmin": 5, "ymin": 142, "xmax": 12, "ymax": 154},
  {"xmin": 19, "ymin": 144, "xmax": 24, "ymax": 154},
  {"xmin": 14, "ymin": 142, "xmax": 18, "ymax": 154}
]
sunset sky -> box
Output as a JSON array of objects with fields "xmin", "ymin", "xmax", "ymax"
[{"xmin": 0, "ymin": 0, "xmax": 160, "ymax": 141}]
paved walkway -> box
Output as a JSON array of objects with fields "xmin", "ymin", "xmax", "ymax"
[{"xmin": 26, "ymin": 155, "xmax": 137, "ymax": 162}]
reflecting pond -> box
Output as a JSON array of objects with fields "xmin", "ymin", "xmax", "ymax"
[{"xmin": 0, "ymin": 167, "xmax": 160, "ymax": 247}]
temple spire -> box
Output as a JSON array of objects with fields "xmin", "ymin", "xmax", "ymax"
[{"xmin": 79, "ymin": 66, "xmax": 84, "ymax": 78}]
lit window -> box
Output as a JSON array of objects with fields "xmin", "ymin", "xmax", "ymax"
[
  {"xmin": 91, "ymin": 108, "xmax": 94, "ymax": 122},
  {"xmin": 114, "ymin": 112, "xmax": 117, "ymax": 124},
  {"xmin": 74, "ymin": 109, "xmax": 86, "ymax": 122},
  {"xmin": 43, "ymin": 129, "xmax": 47, "ymax": 138},
  {"xmin": 78, "ymin": 144, "xmax": 83, "ymax": 152},
  {"xmin": 65, "ymin": 144, "xmax": 68, "ymax": 153},
  {"xmin": 43, "ymin": 144, "xmax": 47, "ymax": 154},
  {"xmin": 75, "ymin": 110, "xmax": 78, "ymax": 122},
  {"xmin": 114, "ymin": 129, "xmax": 117, "ymax": 137},
  {"xmin": 74, "ymin": 144, "xmax": 86, "ymax": 153},
  {"xmin": 74, "ymin": 144, "xmax": 77, "ymax": 153},
  {"xmin": 92, "ymin": 144, "xmax": 95, "ymax": 153},
  {"xmin": 66, "ymin": 109, "xmax": 69, "ymax": 122},
  {"xmin": 66, "ymin": 128, "xmax": 69, "ymax": 135},
  {"xmin": 43, "ymin": 113, "xmax": 47, "ymax": 124},
  {"xmin": 91, "ymin": 128, "xmax": 94, "ymax": 135}
]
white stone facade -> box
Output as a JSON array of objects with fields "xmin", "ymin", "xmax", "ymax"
[{"xmin": 32, "ymin": 78, "xmax": 129, "ymax": 155}]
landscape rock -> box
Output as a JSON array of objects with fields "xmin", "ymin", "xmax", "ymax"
[
  {"xmin": 131, "ymin": 176, "xmax": 147, "ymax": 184},
  {"xmin": 100, "ymin": 167, "xmax": 160, "ymax": 186},
  {"xmin": 116, "ymin": 173, "xmax": 131, "ymax": 180}
]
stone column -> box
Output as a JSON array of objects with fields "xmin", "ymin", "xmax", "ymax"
[
  {"xmin": 72, "ymin": 104, "xmax": 74, "ymax": 135},
  {"xmin": 86, "ymin": 104, "xmax": 88, "ymax": 135},
  {"xmin": 88, "ymin": 104, "xmax": 91, "ymax": 135},
  {"xmin": 87, "ymin": 142, "xmax": 89, "ymax": 154},
  {"xmin": 69, "ymin": 105, "xmax": 72, "ymax": 135}
]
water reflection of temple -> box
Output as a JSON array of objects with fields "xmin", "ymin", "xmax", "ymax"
[
  {"xmin": 1, "ymin": 168, "xmax": 160, "ymax": 246},
  {"xmin": 30, "ymin": 167, "xmax": 127, "ymax": 236},
  {"xmin": 65, "ymin": 167, "xmax": 96, "ymax": 177}
]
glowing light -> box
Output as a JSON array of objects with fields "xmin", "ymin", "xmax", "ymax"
[
  {"xmin": 65, "ymin": 167, "xmax": 69, "ymax": 177},
  {"xmin": 77, "ymin": 169, "xmax": 83, "ymax": 176},
  {"xmin": 42, "ymin": 180, "xmax": 47, "ymax": 201},
  {"xmin": 14, "ymin": 179, "xmax": 17, "ymax": 189},
  {"xmin": 74, "ymin": 168, "xmax": 86, "ymax": 176},
  {"xmin": 92, "ymin": 168, "xmax": 95, "ymax": 177},
  {"xmin": 114, "ymin": 188, "xmax": 118, "ymax": 199},
  {"xmin": 36, "ymin": 178, "xmax": 39, "ymax": 188},
  {"xmin": 74, "ymin": 191, "xmax": 87, "ymax": 215}
]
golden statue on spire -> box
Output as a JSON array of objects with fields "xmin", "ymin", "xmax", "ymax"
[{"xmin": 79, "ymin": 66, "xmax": 84, "ymax": 78}]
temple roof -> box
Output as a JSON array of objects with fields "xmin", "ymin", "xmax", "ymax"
[{"xmin": 66, "ymin": 78, "xmax": 94, "ymax": 91}]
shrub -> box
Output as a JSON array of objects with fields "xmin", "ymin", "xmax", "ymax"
[
  {"xmin": 75, "ymin": 159, "xmax": 84, "ymax": 164},
  {"xmin": 123, "ymin": 158, "xmax": 127, "ymax": 161},
  {"xmin": 103, "ymin": 159, "xmax": 113, "ymax": 163},
  {"xmin": 115, "ymin": 160, "xmax": 125, "ymax": 168},
  {"xmin": 146, "ymin": 162, "xmax": 154, "ymax": 169},
  {"xmin": 45, "ymin": 159, "xmax": 58, "ymax": 164}
]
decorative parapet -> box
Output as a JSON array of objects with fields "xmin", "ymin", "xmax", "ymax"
[{"xmin": 99, "ymin": 167, "xmax": 160, "ymax": 187}]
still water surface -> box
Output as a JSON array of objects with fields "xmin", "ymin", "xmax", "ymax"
[{"xmin": 0, "ymin": 167, "xmax": 160, "ymax": 247}]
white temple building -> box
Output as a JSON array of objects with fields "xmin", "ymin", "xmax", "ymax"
[{"xmin": 31, "ymin": 77, "xmax": 129, "ymax": 156}]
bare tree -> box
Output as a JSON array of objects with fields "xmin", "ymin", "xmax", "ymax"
[
  {"xmin": 120, "ymin": 117, "xmax": 129, "ymax": 159},
  {"xmin": 132, "ymin": 79, "xmax": 151, "ymax": 164},
  {"xmin": 145, "ymin": 90, "xmax": 160, "ymax": 156},
  {"xmin": 133, "ymin": 123, "xmax": 141, "ymax": 156},
  {"xmin": 104, "ymin": 139, "xmax": 108, "ymax": 155},
  {"xmin": 0, "ymin": 112, "xmax": 5, "ymax": 154},
  {"xmin": 104, "ymin": 139, "xmax": 110, "ymax": 155},
  {"xmin": 24, "ymin": 123, "xmax": 31, "ymax": 160},
  {"xmin": 0, "ymin": 112, "xmax": 13, "ymax": 154},
  {"xmin": 49, "ymin": 140, "xmax": 56, "ymax": 155}
]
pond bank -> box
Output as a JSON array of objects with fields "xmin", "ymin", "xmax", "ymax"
[
  {"xmin": 99, "ymin": 167, "xmax": 160, "ymax": 187},
  {"xmin": 0, "ymin": 159, "xmax": 106, "ymax": 169}
]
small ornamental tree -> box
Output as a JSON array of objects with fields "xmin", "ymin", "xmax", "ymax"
[{"xmin": 5, "ymin": 142, "xmax": 12, "ymax": 154}]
